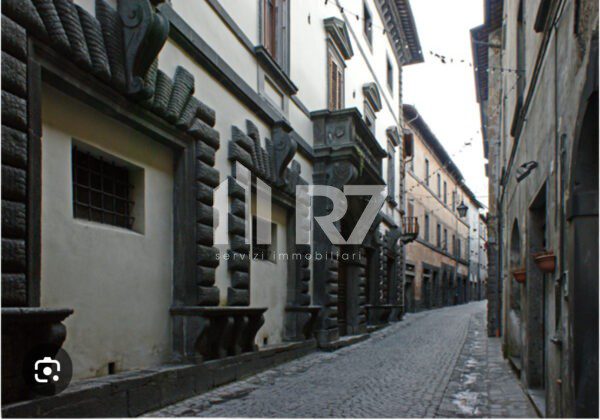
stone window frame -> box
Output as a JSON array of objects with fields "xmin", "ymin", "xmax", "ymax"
[
  {"xmin": 327, "ymin": 45, "xmax": 346, "ymax": 111},
  {"xmin": 26, "ymin": 39, "xmax": 200, "ymax": 307},
  {"xmin": 260, "ymin": 0, "xmax": 291, "ymax": 73}
]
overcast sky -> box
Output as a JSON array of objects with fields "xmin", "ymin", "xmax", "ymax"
[{"xmin": 403, "ymin": 0, "xmax": 487, "ymax": 206}]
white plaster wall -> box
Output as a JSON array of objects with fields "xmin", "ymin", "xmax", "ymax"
[
  {"xmin": 171, "ymin": 0, "xmax": 259, "ymax": 92},
  {"xmin": 40, "ymin": 86, "xmax": 174, "ymax": 380},
  {"xmin": 251, "ymin": 203, "xmax": 289, "ymax": 347}
]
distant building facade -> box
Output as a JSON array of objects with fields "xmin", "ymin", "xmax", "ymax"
[
  {"xmin": 472, "ymin": 0, "xmax": 598, "ymax": 416},
  {"xmin": 401, "ymin": 105, "xmax": 485, "ymax": 313}
]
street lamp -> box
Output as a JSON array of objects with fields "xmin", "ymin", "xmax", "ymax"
[{"xmin": 457, "ymin": 200, "xmax": 468, "ymax": 218}]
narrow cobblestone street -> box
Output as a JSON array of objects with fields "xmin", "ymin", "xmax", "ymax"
[{"xmin": 148, "ymin": 301, "xmax": 536, "ymax": 418}]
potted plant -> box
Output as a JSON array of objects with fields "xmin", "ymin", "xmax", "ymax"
[
  {"xmin": 533, "ymin": 250, "xmax": 556, "ymax": 273},
  {"xmin": 512, "ymin": 268, "xmax": 526, "ymax": 283}
]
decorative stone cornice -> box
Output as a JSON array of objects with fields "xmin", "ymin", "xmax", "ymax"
[
  {"xmin": 324, "ymin": 17, "xmax": 354, "ymax": 60},
  {"xmin": 311, "ymin": 108, "xmax": 386, "ymax": 184},
  {"xmin": 386, "ymin": 126, "xmax": 401, "ymax": 146},
  {"xmin": 363, "ymin": 83, "xmax": 382, "ymax": 112}
]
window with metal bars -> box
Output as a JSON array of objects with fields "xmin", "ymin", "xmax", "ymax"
[{"xmin": 72, "ymin": 146, "xmax": 134, "ymax": 229}]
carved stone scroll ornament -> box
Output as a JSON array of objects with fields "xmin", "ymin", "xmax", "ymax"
[
  {"xmin": 118, "ymin": 0, "xmax": 169, "ymax": 99},
  {"xmin": 272, "ymin": 125, "xmax": 297, "ymax": 185}
]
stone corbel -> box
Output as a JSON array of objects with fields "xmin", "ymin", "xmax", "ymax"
[
  {"xmin": 118, "ymin": 0, "xmax": 169, "ymax": 99},
  {"xmin": 386, "ymin": 227, "xmax": 403, "ymax": 251},
  {"xmin": 272, "ymin": 124, "xmax": 297, "ymax": 186}
]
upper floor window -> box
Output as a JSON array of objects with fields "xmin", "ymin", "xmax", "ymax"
[
  {"xmin": 425, "ymin": 158, "xmax": 430, "ymax": 185},
  {"xmin": 387, "ymin": 140, "xmax": 396, "ymax": 201},
  {"xmin": 452, "ymin": 191, "xmax": 457, "ymax": 211},
  {"xmin": 386, "ymin": 56, "xmax": 393, "ymax": 92},
  {"xmin": 363, "ymin": 2, "xmax": 373, "ymax": 46},
  {"xmin": 443, "ymin": 181, "xmax": 447, "ymax": 204},
  {"xmin": 424, "ymin": 213, "xmax": 430, "ymax": 241},
  {"xmin": 328, "ymin": 50, "xmax": 344, "ymax": 110},
  {"xmin": 263, "ymin": 0, "xmax": 289, "ymax": 70},
  {"xmin": 436, "ymin": 223, "xmax": 441, "ymax": 248},
  {"xmin": 443, "ymin": 228, "xmax": 448, "ymax": 251},
  {"xmin": 516, "ymin": 0, "xmax": 525, "ymax": 109},
  {"xmin": 437, "ymin": 173, "xmax": 441, "ymax": 196}
]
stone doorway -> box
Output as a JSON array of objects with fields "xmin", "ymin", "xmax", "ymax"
[
  {"xmin": 527, "ymin": 183, "xmax": 548, "ymax": 392},
  {"xmin": 569, "ymin": 91, "xmax": 598, "ymax": 418}
]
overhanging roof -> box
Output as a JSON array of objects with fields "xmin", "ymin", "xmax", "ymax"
[
  {"xmin": 376, "ymin": 0, "xmax": 423, "ymax": 65},
  {"xmin": 470, "ymin": 24, "xmax": 489, "ymax": 103},
  {"xmin": 403, "ymin": 104, "xmax": 484, "ymax": 209}
]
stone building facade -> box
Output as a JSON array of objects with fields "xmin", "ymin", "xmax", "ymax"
[
  {"xmin": 401, "ymin": 105, "xmax": 485, "ymax": 313},
  {"xmin": 0, "ymin": 0, "xmax": 422, "ymax": 415},
  {"xmin": 472, "ymin": 0, "xmax": 598, "ymax": 417}
]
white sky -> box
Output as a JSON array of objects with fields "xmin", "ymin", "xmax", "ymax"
[{"xmin": 403, "ymin": 0, "xmax": 487, "ymax": 206}]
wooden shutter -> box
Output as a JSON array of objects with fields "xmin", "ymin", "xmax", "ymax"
[
  {"xmin": 264, "ymin": 0, "xmax": 278, "ymax": 59},
  {"xmin": 336, "ymin": 64, "xmax": 343, "ymax": 109}
]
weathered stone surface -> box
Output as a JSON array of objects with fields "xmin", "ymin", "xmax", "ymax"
[
  {"xmin": 166, "ymin": 66, "xmax": 194, "ymax": 123},
  {"xmin": 196, "ymin": 201, "xmax": 215, "ymax": 226},
  {"xmin": 96, "ymin": 0, "xmax": 126, "ymax": 90},
  {"xmin": 189, "ymin": 119, "xmax": 220, "ymax": 150},
  {"xmin": 229, "ymin": 234, "xmax": 250, "ymax": 254},
  {"xmin": 230, "ymin": 198, "xmax": 245, "ymax": 218},
  {"xmin": 228, "ymin": 142, "xmax": 253, "ymax": 169},
  {"xmin": 196, "ymin": 160, "xmax": 220, "ymax": 188},
  {"xmin": 1, "ymin": 16, "xmax": 27, "ymax": 61},
  {"xmin": 2, "ymin": 200, "xmax": 26, "ymax": 238},
  {"xmin": 227, "ymin": 252, "xmax": 250, "ymax": 272},
  {"xmin": 2, "ymin": 165, "xmax": 26, "ymax": 202},
  {"xmin": 231, "ymin": 126, "xmax": 254, "ymax": 153},
  {"xmin": 196, "ymin": 266, "xmax": 216, "ymax": 287},
  {"xmin": 2, "ymin": 52, "xmax": 27, "ymax": 98},
  {"xmin": 2, "ymin": 91, "xmax": 27, "ymax": 131},
  {"xmin": 1, "ymin": 273, "xmax": 26, "ymax": 306},
  {"xmin": 231, "ymin": 272, "xmax": 249, "ymax": 289},
  {"xmin": 32, "ymin": 0, "xmax": 71, "ymax": 53},
  {"xmin": 176, "ymin": 96, "xmax": 200, "ymax": 129},
  {"xmin": 76, "ymin": 4, "xmax": 111, "ymax": 81},
  {"xmin": 151, "ymin": 70, "xmax": 173, "ymax": 116},
  {"xmin": 196, "ymin": 100, "xmax": 216, "ymax": 128},
  {"xmin": 55, "ymin": 0, "xmax": 92, "ymax": 70},
  {"xmin": 197, "ymin": 286, "xmax": 220, "ymax": 306},
  {"xmin": 2, "ymin": 238, "xmax": 26, "ymax": 273},
  {"xmin": 196, "ymin": 139, "xmax": 216, "ymax": 166},
  {"xmin": 227, "ymin": 287, "xmax": 249, "ymax": 306},
  {"xmin": 197, "ymin": 245, "xmax": 219, "ymax": 268},
  {"xmin": 196, "ymin": 184, "xmax": 214, "ymax": 206},
  {"xmin": 2, "ymin": 126, "xmax": 27, "ymax": 169},
  {"xmin": 227, "ymin": 176, "xmax": 246, "ymax": 200},
  {"xmin": 228, "ymin": 214, "xmax": 246, "ymax": 236},
  {"xmin": 2, "ymin": 0, "xmax": 48, "ymax": 40},
  {"xmin": 196, "ymin": 223, "xmax": 213, "ymax": 246}
]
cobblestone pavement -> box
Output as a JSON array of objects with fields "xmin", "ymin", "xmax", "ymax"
[{"xmin": 148, "ymin": 301, "xmax": 536, "ymax": 418}]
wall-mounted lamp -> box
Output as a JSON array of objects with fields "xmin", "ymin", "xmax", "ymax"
[
  {"xmin": 516, "ymin": 161, "xmax": 538, "ymax": 182},
  {"xmin": 457, "ymin": 201, "xmax": 468, "ymax": 218}
]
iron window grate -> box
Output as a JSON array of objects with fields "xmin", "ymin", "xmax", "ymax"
[{"xmin": 72, "ymin": 146, "xmax": 135, "ymax": 229}]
